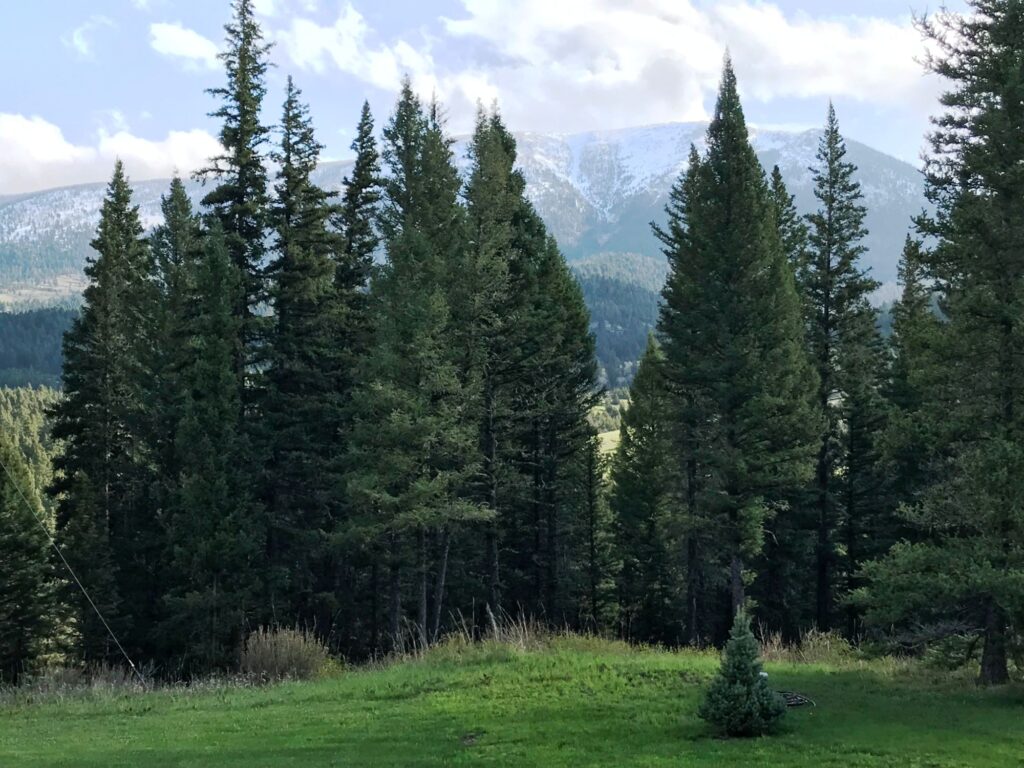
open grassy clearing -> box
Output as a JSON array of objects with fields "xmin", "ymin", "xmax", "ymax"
[{"xmin": 1, "ymin": 637, "xmax": 1022, "ymax": 767}]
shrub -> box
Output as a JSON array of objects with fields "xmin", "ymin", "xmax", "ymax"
[
  {"xmin": 240, "ymin": 627, "xmax": 333, "ymax": 682},
  {"xmin": 698, "ymin": 612, "xmax": 786, "ymax": 737}
]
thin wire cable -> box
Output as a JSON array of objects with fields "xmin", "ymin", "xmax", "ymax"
[{"xmin": 0, "ymin": 452, "xmax": 144, "ymax": 685}]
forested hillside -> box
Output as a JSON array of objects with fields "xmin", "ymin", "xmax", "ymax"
[{"xmin": 0, "ymin": 308, "xmax": 75, "ymax": 387}]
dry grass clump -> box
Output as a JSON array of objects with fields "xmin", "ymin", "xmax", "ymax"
[{"xmin": 240, "ymin": 627, "xmax": 335, "ymax": 682}]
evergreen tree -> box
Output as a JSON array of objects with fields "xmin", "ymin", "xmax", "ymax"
[
  {"xmin": 769, "ymin": 165, "xmax": 809, "ymax": 278},
  {"xmin": 200, "ymin": 0, "xmax": 272, "ymax": 386},
  {"xmin": 337, "ymin": 101, "xmax": 382, "ymax": 287},
  {"xmin": 573, "ymin": 431, "xmax": 616, "ymax": 631},
  {"xmin": 515, "ymin": 235, "xmax": 600, "ymax": 623},
  {"xmin": 655, "ymin": 60, "xmax": 818, "ymax": 636},
  {"xmin": 0, "ymin": 432, "xmax": 55, "ymax": 683},
  {"xmin": 879, "ymin": 237, "xmax": 942, "ymax": 510},
  {"xmin": 860, "ymin": 1, "xmax": 1024, "ymax": 685},
  {"xmin": 698, "ymin": 612, "xmax": 786, "ymax": 737},
  {"xmin": 51, "ymin": 161, "xmax": 158, "ymax": 662},
  {"xmin": 329, "ymin": 101, "xmax": 382, "ymax": 655},
  {"xmin": 162, "ymin": 220, "xmax": 263, "ymax": 671},
  {"xmin": 802, "ymin": 104, "xmax": 883, "ymax": 631},
  {"xmin": 456, "ymin": 107, "xmax": 523, "ymax": 615},
  {"xmin": 149, "ymin": 178, "xmax": 202, "ymax": 527},
  {"xmin": 346, "ymin": 86, "xmax": 485, "ymax": 649},
  {"xmin": 263, "ymin": 77, "xmax": 346, "ymax": 630},
  {"xmin": 610, "ymin": 336, "xmax": 682, "ymax": 644}
]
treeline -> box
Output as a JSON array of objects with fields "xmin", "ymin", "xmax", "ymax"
[
  {"xmin": 0, "ymin": 308, "xmax": 75, "ymax": 387},
  {"xmin": 612, "ymin": 2, "xmax": 1024, "ymax": 686},
  {"xmin": 0, "ymin": 0, "xmax": 603, "ymax": 679}
]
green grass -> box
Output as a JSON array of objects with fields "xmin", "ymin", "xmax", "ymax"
[
  {"xmin": 2, "ymin": 637, "xmax": 1022, "ymax": 767},
  {"xmin": 598, "ymin": 429, "xmax": 620, "ymax": 455}
]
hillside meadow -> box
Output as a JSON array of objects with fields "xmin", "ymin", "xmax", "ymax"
[{"xmin": 1, "ymin": 636, "xmax": 1021, "ymax": 767}]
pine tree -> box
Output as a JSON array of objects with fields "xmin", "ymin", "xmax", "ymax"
[
  {"xmin": 456, "ymin": 107, "xmax": 523, "ymax": 615},
  {"xmin": 802, "ymin": 104, "xmax": 883, "ymax": 631},
  {"xmin": 655, "ymin": 59, "xmax": 818, "ymax": 634},
  {"xmin": 51, "ymin": 161, "xmax": 158, "ymax": 662},
  {"xmin": 162, "ymin": 220, "xmax": 263, "ymax": 671},
  {"xmin": 516, "ymin": 235, "xmax": 600, "ymax": 623},
  {"xmin": 880, "ymin": 237, "xmax": 942, "ymax": 509},
  {"xmin": 149, "ymin": 178, "xmax": 202, "ymax": 526},
  {"xmin": 769, "ymin": 165, "xmax": 809, "ymax": 278},
  {"xmin": 200, "ymin": 0, "xmax": 272, "ymax": 386},
  {"xmin": 698, "ymin": 612, "xmax": 786, "ymax": 737},
  {"xmin": 610, "ymin": 336, "xmax": 682, "ymax": 644},
  {"xmin": 860, "ymin": 1, "xmax": 1024, "ymax": 685},
  {"xmin": 338, "ymin": 101, "xmax": 381, "ymax": 287},
  {"xmin": 574, "ymin": 431, "xmax": 616, "ymax": 631},
  {"xmin": 263, "ymin": 77, "xmax": 347, "ymax": 630},
  {"xmin": 346, "ymin": 86, "xmax": 485, "ymax": 649},
  {"xmin": 329, "ymin": 101, "xmax": 383, "ymax": 656},
  {"xmin": 0, "ymin": 432, "xmax": 55, "ymax": 683}
]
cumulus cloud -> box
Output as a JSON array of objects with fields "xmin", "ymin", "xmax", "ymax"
[
  {"xmin": 0, "ymin": 114, "xmax": 220, "ymax": 194},
  {"xmin": 275, "ymin": 4, "xmax": 433, "ymax": 91},
  {"xmin": 62, "ymin": 16, "xmax": 115, "ymax": 58},
  {"xmin": 437, "ymin": 0, "xmax": 936, "ymax": 132},
  {"xmin": 272, "ymin": 0, "xmax": 938, "ymax": 135},
  {"xmin": 149, "ymin": 22, "xmax": 221, "ymax": 70}
]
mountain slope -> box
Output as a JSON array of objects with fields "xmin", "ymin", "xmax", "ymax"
[
  {"xmin": 0, "ymin": 122, "xmax": 925, "ymax": 381},
  {"xmin": 0, "ymin": 121, "xmax": 924, "ymax": 302}
]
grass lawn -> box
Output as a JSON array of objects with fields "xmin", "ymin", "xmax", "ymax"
[
  {"xmin": 598, "ymin": 429, "xmax": 620, "ymax": 455},
  {"xmin": 1, "ymin": 637, "xmax": 1022, "ymax": 767}
]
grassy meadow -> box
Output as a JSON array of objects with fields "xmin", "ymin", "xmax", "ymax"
[{"xmin": 1, "ymin": 635, "xmax": 1021, "ymax": 767}]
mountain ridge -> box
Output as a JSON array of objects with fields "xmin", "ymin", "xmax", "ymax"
[{"xmin": 0, "ymin": 120, "xmax": 924, "ymax": 309}]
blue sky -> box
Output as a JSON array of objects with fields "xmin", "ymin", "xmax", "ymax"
[{"xmin": 0, "ymin": 0, "xmax": 969, "ymax": 193}]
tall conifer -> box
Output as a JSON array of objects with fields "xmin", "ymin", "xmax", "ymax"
[
  {"xmin": 263, "ymin": 78, "xmax": 346, "ymax": 629},
  {"xmin": 803, "ymin": 104, "xmax": 883, "ymax": 630},
  {"xmin": 51, "ymin": 161, "xmax": 158, "ymax": 661},
  {"xmin": 655, "ymin": 59, "xmax": 817, "ymax": 633},
  {"xmin": 860, "ymin": 1, "xmax": 1024, "ymax": 684}
]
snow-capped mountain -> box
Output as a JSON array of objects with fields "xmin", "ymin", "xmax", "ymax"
[{"xmin": 0, "ymin": 122, "xmax": 925, "ymax": 306}]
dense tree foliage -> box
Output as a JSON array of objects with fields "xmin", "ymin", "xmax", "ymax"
[
  {"xmin": 0, "ymin": 309, "xmax": 75, "ymax": 387},
  {"xmin": 654, "ymin": 61, "xmax": 818, "ymax": 641},
  {"xmin": 857, "ymin": 0, "xmax": 1024, "ymax": 686}
]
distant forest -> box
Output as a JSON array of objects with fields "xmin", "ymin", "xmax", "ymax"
[{"xmin": 0, "ymin": 308, "xmax": 75, "ymax": 387}]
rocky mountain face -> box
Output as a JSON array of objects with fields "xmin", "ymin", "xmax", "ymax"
[
  {"xmin": 0, "ymin": 120, "xmax": 924, "ymax": 306},
  {"xmin": 0, "ymin": 122, "xmax": 925, "ymax": 382}
]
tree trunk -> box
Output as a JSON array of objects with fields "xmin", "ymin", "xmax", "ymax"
[
  {"xmin": 431, "ymin": 528, "xmax": 452, "ymax": 642},
  {"xmin": 483, "ymin": 380, "xmax": 501, "ymax": 614},
  {"xmin": 684, "ymin": 453, "xmax": 700, "ymax": 645},
  {"xmin": 729, "ymin": 553, "xmax": 744, "ymax": 619},
  {"xmin": 816, "ymin": 438, "xmax": 831, "ymax": 631},
  {"xmin": 979, "ymin": 601, "xmax": 1010, "ymax": 686},
  {"xmin": 388, "ymin": 538, "xmax": 401, "ymax": 651},
  {"xmin": 486, "ymin": 530, "xmax": 500, "ymax": 616},
  {"xmin": 370, "ymin": 561, "xmax": 379, "ymax": 655},
  {"xmin": 417, "ymin": 528, "xmax": 428, "ymax": 649}
]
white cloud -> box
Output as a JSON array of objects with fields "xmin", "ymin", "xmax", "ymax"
[
  {"xmin": 254, "ymin": 0, "xmax": 319, "ymax": 18},
  {"xmin": 149, "ymin": 22, "xmax": 221, "ymax": 70},
  {"xmin": 0, "ymin": 114, "xmax": 220, "ymax": 194},
  {"xmin": 62, "ymin": 16, "xmax": 114, "ymax": 58},
  {"xmin": 275, "ymin": 4, "xmax": 432, "ymax": 91},
  {"xmin": 435, "ymin": 0, "xmax": 937, "ymax": 133},
  {"xmin": 272, "ymin": 0, "xmax": 939, "ymax": 136}
]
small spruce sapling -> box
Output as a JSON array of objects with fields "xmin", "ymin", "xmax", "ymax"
[{"xmin": 698, "ymin": 612, "xmax": 786, "ymax": 737}]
